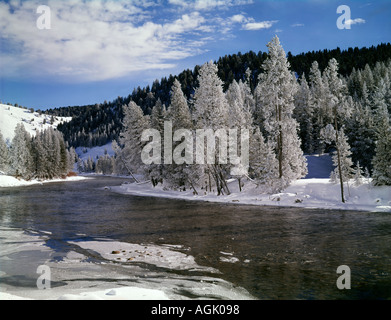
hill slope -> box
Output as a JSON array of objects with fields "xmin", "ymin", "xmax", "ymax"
[{"xmin": 0, "ymin": 104, "xmax": 71, "ymax": 145}]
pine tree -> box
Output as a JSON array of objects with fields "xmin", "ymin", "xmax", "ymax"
[
  {"xmin": 9, "ymin": 123, "xmax": 34, "ymax": 179},
  {"xmin": 353, "ymin": 161, "xmax": 364, "ymax": 187},
  {"xmin": 163, "ymin": 79, "xmax": 195, "ymax": 190},
  {"xmin": 147, "ymin": 99, "xmax": 166, "ymax": 186},
  {"xmin": 330, "ymin": 128, "xmax": 354, "ymax": 187},
  {"xmin": 294, "ymin": 73, "xmax": 314, "ymax": 153},
  {"xmin": 226, "ymin": 79, "xmax": 254, "ymax": 190},
  {"xmin": 308, "ymin": 61, "xmax": 329, "ymax": 153},
  {"xmin": 32, "ymin": 130, "xmax": 47, "ymax": 180},
  {"xmin": 169, "ymin": 79, "xmax": 192, "ymax": 131},
  {"xmin": 248, "ymin": 127, "xmax": 279, "ymax": 192},
  {"xmin": 372, "ymin": 108, "xmax": 391, "ymax": 186},
  {"xmin": 192, "ymin": 61, "xmax": 232, "ymax": 195},
  {"xmin": 0, "ymin": 132, "xmax": 10, "ymax": 174},
  {"xmin": 255, "ymin": 36, "xmax": 307, "ymax": 189},
  {"xmin": 118, "ymin": 101, "xmax": 149, "ymax": 178},
  {"xmin": 323, "ymin": 58, "xmax": 353, "ymax": 202},
  {"xmin": 192, "ymin": 61, "xmax": 228, "ymax": 130}
]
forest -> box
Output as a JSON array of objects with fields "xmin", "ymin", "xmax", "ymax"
[
  {"xmin": 0, "ymin": 125, "xmax": 76, "ymax": 181},
  {"xmin": 3, "ymin": 37, "xmax": 390, "ymax": 193},
  {"xmin": 45, "ymin": 42, "xmax": 391, "ymax": 151},
  {"xmin": 78, "ymin": 36, "xmax": 391, "ymax": 197}
]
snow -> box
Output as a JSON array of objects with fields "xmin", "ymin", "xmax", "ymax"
[
  {"xmin": 0, "ymin": 174, "xmax": 89, "ymax": 188},
  {"xmin": 113, "ymin": 178, "xmax": 391, "ymax": 213},
  {"xmin": 111, "ymin": 155, "xmax": 391, "ymax": 213},
  {"xmin": 57, "ymin": 287, "xmax": 170, "ymax": 300},
  {"xmin": 75, "ymin": 142, "xmax": 115, "ymax": 163},
  {"xmin": 0, "ymin": 104, "xmax": 72, "ymax": 145},
  {"xmin": 0, "ymin": 227, "xmax": 255, "ymax": 300},
  {"xmin": 68, "ymin": 240, "xmax": 218, "ymax": 273}
]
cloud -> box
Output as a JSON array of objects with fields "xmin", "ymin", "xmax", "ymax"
[
  {"xmin": 291, "ymin": 23, "xmax": 304, "ymax": 27},
  {"xmin": 345, "ymin": 18, "xmax": 366, "ymax": 25},
  {"xmin": 242, "ymin": 20, "xmax": 278, "ymax": 30},
  {"xmin": 0, "ymin": 0, "xmax": 212, "ymax": 82},
  {"xmin": 227, "ymin": 13, "xmax": 278, "ymax": 31},
  {"xmin": 168, "ymin": 0, "xmax": 254, "ymax": 11}
]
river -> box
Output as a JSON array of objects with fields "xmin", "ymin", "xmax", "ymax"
[{"xmin": 0, "ymin": 176, "xmax": 390, "ymax": 299}]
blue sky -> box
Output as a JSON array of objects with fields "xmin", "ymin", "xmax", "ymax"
[{"xmin": 0, "ymin": 0, "xmax": 390, "ymax": 110}]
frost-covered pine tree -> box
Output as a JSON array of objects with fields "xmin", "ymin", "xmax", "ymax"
[
  {"xmin": 255, "ymin": 36, "xmax": 307, "ymax": 189},
  {"xmin": 0, "ymin": 132, "xmax": 10, "ymax": 174},
  {"xmin": 226, "ymin": 79, "xmax": 254, "ymax": 190},
  {"xmin": 323, "ymin": 58, "xmax": 353, "ymax": 202},
  {"xmin": 248, "ymin": 127, "xmax": 279, "ymax": 193},
  {"xmin": 193, "ymin": 61, "xmax": 228, "ymax": 130},
  {"xmin": 148, "ymin": 99, "xmax": 166, "ymax": 186},
  {"xmin": 32, "ymin": 130, "xmax": 47, "ymax": 179},
  {"xmin": 372, "ymin": 106, "xmax": 391, "ymax": 186},
  {"xmin": 9, "ymin": 123, "xmax": 34, "ymax": 179},
  {"xmin": 308, "ymin": 61, "xmax": 330, "ymax": 153},
  {"xmin": 117, "ymin": 101, "xmax": 149, "ymax": 178},
  {"xmin": 226, "ymin": 79, "xmax": 254, "ymax": 129},
  {"xmin": 352, "ymin": 161, "xmax": 364, "ymax": 187},
  {"xmin": 192, "ymin": 61, "xmax": 231, "ymax": 195},
  {"xmin": 329, "ymin": 128, "xmax": 354, "ymax": 187},
  {"xmin": 294, "ymin": 73, "xmax": 314, "ymax": 154},
  {"xmin": 163, "ymin": 79, "xmax": 196, "ymax": 190},
  {"xmin": 169, "ymin": 79, "xmax": 192, "ymax": 131}
]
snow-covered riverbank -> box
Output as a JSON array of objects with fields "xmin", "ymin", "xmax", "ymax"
[
  {"xmin": 0, "ymin": 227, "xmax": 254, "ymax": 300},
  {"xmin": 113, "ymin": 177, "xmax": 391, "ymax": 213},
  {"xmin": 0, "ymin": 175, "xmax": 90, "ymax": 188}
]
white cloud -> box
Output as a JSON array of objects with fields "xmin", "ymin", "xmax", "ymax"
[
  {"xmin": 242, "ymin": 20, "xmax": 278, "ymax": 31},
  {"xmin": 0, "ymin": 0, "xmax": 211, "ymax": 82},
  {"xmin": 345, "ymin": 18, "xmax": 366, "ymax": 25},
  {"xmin": 291, "ymin": 23, "xmax": 304, "ymax": 27},
  {"xmin": 227, "ymin": 14, "xmax": 277, "ymax": 32},
  {"xmin": 169, "ymin": 0, "xmax": 254, "ymax": 11},
  {"xmin": 0, "ymin": 0, "xmax": 262, "ymax": 83}
]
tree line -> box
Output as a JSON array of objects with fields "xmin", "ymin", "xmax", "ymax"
[
  {"xmin": 46, "ymin": 42, "xmax": 391, "ymax": 150},
  {"xmin": 110, "ymin": 36, "xmax": 391, "ymax": 201},
  {"xmin": 0, "ymin": 124, "xmax": 76, "ymax": 180}
]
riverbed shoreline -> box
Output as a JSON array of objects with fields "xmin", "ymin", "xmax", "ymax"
[
  {"xmin": 2, "ymin": 173, "xmax": 390, "ymax": 213},
  {"xmin": 0, "ymin": 174, "xmax": 91, "ymax": 188},
  {"xmin": 111, "ymin": 177, "xmax": 391, "ymax": 213}
]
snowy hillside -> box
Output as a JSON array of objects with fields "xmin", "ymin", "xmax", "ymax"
[
  {"xmin": 75, "ymin": 142, "xmax": 115, "ymax": 162},
  {"xmin": 0, "ymin": 104, "xmax": 72, "ymax": 145}
]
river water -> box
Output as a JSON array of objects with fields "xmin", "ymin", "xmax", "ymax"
[{"xmin": 0, "ymin": 176, "xmax": 390, "ymax": 299}]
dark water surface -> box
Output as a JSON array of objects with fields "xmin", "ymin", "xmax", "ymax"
[{"xmin": 1, "ymin": 176, "xmax": 390, "ymax": 299}]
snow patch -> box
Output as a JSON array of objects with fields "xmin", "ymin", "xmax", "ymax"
[
  {"xmin": 0, "ymin": 104, "xmax": 71, "ymax": 145},
  {"xmin": 113, "ymin": 177, "xmax": 391, "ymax": 213},
  {"xmin": 0, "ymin": 175, "xmax": 90, "ymax": 188},
  {"xmin": 68, "ymin": 240, "xmax": 219, "ymax": 273}
]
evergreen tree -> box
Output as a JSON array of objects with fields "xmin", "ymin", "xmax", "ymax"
[
  {"xmin": 9, "ymin": 123, "xmax": 34, "ymax": 179},
  {"xmin": 0, "ymin": 132, "xmax": 10, "ymax": 174},
  {"xmin": 117, "ymin": 101, "xmax": 149, "ymax": 177},
  {"xmin": 148, "ymin": 99, "xmax": 166, "ymax": 186},
  {"xmin": 164, "ymin": 79, "xmax": 195, "ymax": 190},
  {"xmin": 294, "ymin": 73, "xmax": 314, "ymax": 153},
  {"xmin": 32, "ymin": 130, "xmax": 48, "ymax": 179},
  {"xmin": 330, "ymin": 128, "xmax": 354, "ymax": 188},
  {"xmin": 255, "ymin": 36, "xmax": 307, "ymax": 189},
  {"xmin": 353, "ymin": 161, "xmax": 364, "ymax": 187},
  {"xmin": 323, "ymin": 58, "xmax": 353, "ymax": 202},
  {"xmin": 372, "ymin": 107, "xmax": 391, "ymax": 186},
  {"xmin": 308, "ymin": 61, "xmax": 329, "ymax": 153},
  {"xmin": 248, "ymin": 127, "xmax": 279, "ymax": 193},
  {"xmin": 192, "ymin": 61, "xmax": 231, "ymax": 195}
]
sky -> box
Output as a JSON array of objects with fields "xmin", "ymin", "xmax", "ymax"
[{"xmin": 0, "ymin": 0, "xmax": 390, "ymax": 110}]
